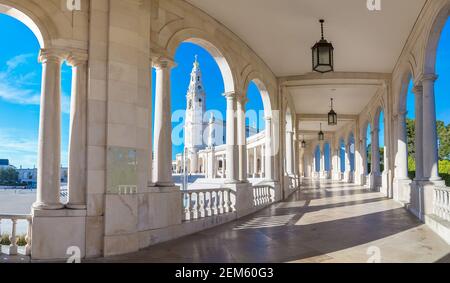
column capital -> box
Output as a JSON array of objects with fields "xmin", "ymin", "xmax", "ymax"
[
  {"xmin": 38, "ymin": 48, "xmax": 66, "ymax": 64},
  {"xmin": 420, "ymin": 73, "xmax": 438, "ymax": 83},
  {"xmin": 223, "ymin": 91, "xmax": 240, "ymax": 100},
  {"xmin": 238, "ymin": 95, "xmax": 248, "ymax": 105},
  {"xmin": 152, "ymin": 56, "xmax": 176, "ymax": 69},
  {"xmin": 66, "ymin": 51, "xmax": 88, "ymax": 67}
]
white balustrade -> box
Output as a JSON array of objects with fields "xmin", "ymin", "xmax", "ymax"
[
  {"xmin": 182, "ymin": 188, "xmax": 235, "ymax": 221},
  {"xmin": 433, "ymin": 186, "xmax": 450, "ymax": 222},
  {"xmin": 253, "ymin": 185, "xmax": 273, "ymax": 207},
  {"xmin": 0, "ymin": 214, "xmax": 32, "ymax": 256}
]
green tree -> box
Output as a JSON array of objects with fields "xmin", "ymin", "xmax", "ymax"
[
  {"xmin": 406, "ymin": 118, "xmax": 415, "ymax": 159},
  {"xmin": 0, "ymin": 167, "xmax": 20, "ymax": 186},
  {"xmin": 437, "ymin": 121, "xmax": 450, "ymax": 160}
]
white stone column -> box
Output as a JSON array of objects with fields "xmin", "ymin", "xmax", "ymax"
[
  {"xmin": 253, "ymin": 147, "xmax": 258, "ymax": 177},
  {"xmin": 223, "ymin": 92, "xmax": 239, "ymax": 183},
  {"xmin": 246, "ymin": 149, "xmax": 253, "ymax": 178},
  {"xmin": 261, "ymin": 144, "xmax": 265, "ymax": 178},
  {"xmin": 421, "ymin": 74, "xmax": 440, "ymax": 181},
  {"xmin": 320, "ymin": 145, "xmax": 325, "ymax": 178},
  {"xmin": 265, "ymin": 117, "xmax": 274, "ymax": 181},
  {"xmin": 66, "ymin": 52, "xmax": 88, "ymax": 210},
  {"xmin": 33, "ymin": 49, "xmax": 64, "ymax": 210},
  {"xmin": 413, "ymin": 85, "xmax": 424, "ymax": 180},
  {"xmin": 396, "ymin": 112, "xmax": 409, "ymax": 180},
  {"xmin": 371, "ymin": 128, "xmax": 380, "ymax": 175},
  {"xmin": 237, "ymin": 96, "xmax": 248, "ymax": 182},
  {"xmin": 286, "ymin": 131, "xmax": 294, "ymax": 175},
  {"xmin": 152, "ymin": 57, "xmax": 175, "ymax": 187},
  {"xmin": 207, "ymin": 148, "xmax": 216, "ymax": 179}
]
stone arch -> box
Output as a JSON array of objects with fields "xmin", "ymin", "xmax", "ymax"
[
  {"xmin": 242, "ymin": 71, "xmax": 274, "ymax": 118},
  {"xmin": 397, "ymin": 70, "xmax": 414, "ymax": 114},
  {"xmin": 372, "ymin": 106, "xmax": 385, "ymax": 131},
  {"xmin": 164, "ymin": 28, "xmax": 238, "ymax": 94},
  {"xmin": 0, "ymin": 1, "xmax": 52, "ymax": 48},
  {"xmin": 422, "ymin": 2, "xmax": 450, "ymax": 75}
]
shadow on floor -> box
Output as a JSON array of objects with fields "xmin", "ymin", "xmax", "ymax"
[{"xmin": 90, "ymin": 184, "xmax": 429, "ymax": 263}]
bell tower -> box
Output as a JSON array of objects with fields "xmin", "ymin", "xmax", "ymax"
[{"xmin": 185, "ymin": 55, "xmax": 207, "ymax": 172}]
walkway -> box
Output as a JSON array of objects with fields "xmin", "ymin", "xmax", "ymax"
[{"xmin": 91, "ymin": 180, "xmax": 450, "ymax": 263}]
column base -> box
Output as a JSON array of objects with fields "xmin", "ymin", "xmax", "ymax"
[
  {"xmin": 66, "ymin": 203, "xmax": 87, "ymax": 210},
  {"xmin": 154, "ymin": 182, "xmax": 175, "ymax": 187},
  {"xmin": 31, "ymin": 209, "xmax": 87, "ymax": 260},
  {"xmin": 32, "ymin": 202, "xmax": 64, "ymax": 210}
]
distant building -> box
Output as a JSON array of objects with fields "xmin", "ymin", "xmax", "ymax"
[
  {"xmin": 0, "ymin": 159, "xmax": 15, "ymax": 170},
  {"xmin": 173, "ymin": 56, "xmax": 258, "ymax": 174},
  {"xmin": 17, "ymin": 167, "xmax": 68, "ymax": 189}
]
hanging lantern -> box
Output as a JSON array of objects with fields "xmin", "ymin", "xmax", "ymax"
[
  {"xmin": 301, "ymin": 136, "xmax": 306, "ymax": 148},
  {"xmin": 318, "ymin": 123, "xmax": 325, "ymax": 141},
  {"xmin": 312, "ymin": 19, "xmax": 334, "ymax": 73},
  {"xmin": 328, "ymin": 98, "xmax": 338, "ymax": 126}
]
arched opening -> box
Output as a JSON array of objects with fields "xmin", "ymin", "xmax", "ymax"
[
  {"xmin": 366, "ymin": 123, "xmax": 372, "ymax": 175},
  {"xmin": 0, "ymin": 9, "xmax": 72, "ymax": 254},
  {"xmin": 245, "ymin": 80, "xmax": 269, "ymax": 182},
  {"xmin": 348, "ymin": 133, "xmax": 355, "ymax": 173},
  {"xmin": 422, "ymin": 6, "xmax": 450, "ymax": 184},
  {"xmin": 153, "ymin": 41, "xmax": 229, "ymax": 188},
  {"xmin": 339, "ymin": 138, "xmax": 346, "ymax": 174},
  {"xmin": 434, "ymin": 17, "xmax": 450, "ymax": 186},
  {"xmin": 315, "ymin": 145, "xmax": 321, "ymax": 174},
  {"xmin": 324, "ymin": 142, "xmax": 331, "ymax": 173},
  {"xmin": 377, "ymin": 109, "xmax": 385, "ymax": 174}
]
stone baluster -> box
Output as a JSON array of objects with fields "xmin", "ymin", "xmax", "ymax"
[
  {"xmin": 9, "ymin": 219, "xmax": 18, "ymax": 255},
  {"xmin": 25, "ymin": 217, "xmax": 32, "ymax": 256}
]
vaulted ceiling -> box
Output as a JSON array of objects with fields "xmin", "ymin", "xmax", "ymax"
[
  {"xmin": 187, "ymin": 0, "xmax": 426, "ymax": 76},
  {"xmin": 186, "ymin": 0, "xmax": 427, "ymax": 139}
]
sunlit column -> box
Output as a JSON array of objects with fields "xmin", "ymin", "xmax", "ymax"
[
  {"xmin": 371, "ymin": 127, "xmax": 380, "ymax": 175},
  {"xmin": 152, "ymin": 57, "xmax": 176, "ymax": 187},
  {"xmin": 286, "ymin": 130, "xmax": 294, "ymax": 175},
  {"xmin": 253, "ymin": 147, "xmax": 258, "ymax": 177},
  {"xmin": 66, "ymin": 52, "xmax": 88, "ymax": 209},
  {"xmin": 265, "ymin": 117, "xmax": 274, "ymax": 181},
  {"xmin": 261, "ymin": 144, "xmax": 265, "ymax": 178},
  {"xmin": 413, "ymin": 85, "xmax": 424, "ymax": 180},
  {"xmin": 237, "ymin": 96, "xmax": 248, "ymax": 182},
  {"xmin": 421, "ymin": 74, "xmax": 440, "ymax": 181},
  {"xmin": 33, "ymin": 49, "xmax": 65, "ymax": 210},
  {"xmin": 396, "ymin": 112, "xmax": 408, "ymax": 179},
  {"xmin": 223, "ymin": 92, "xmax": 239, "ymax": 183}
]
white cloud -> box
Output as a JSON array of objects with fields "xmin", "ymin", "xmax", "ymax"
[
  {"xmin": 0, "ymin": 53, "xmax": 71, "ymax": 114},
  {"xmin": 6, "ymin": 53, "xmax": 35, "ymax": 71}
]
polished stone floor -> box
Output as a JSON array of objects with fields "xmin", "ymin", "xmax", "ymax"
[{"xmin": 91, "ymin": 180, "xmax": 450, "ymax": 263}]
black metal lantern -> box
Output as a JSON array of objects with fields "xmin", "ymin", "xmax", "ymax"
[
  {"xmin": 301, "ymin": 136, "xmax": 306, "ymax": 148},
  {"xmin": 312, "ymin": 19, "xmax": 334, "ymax": 73},
  {"xmin": 328, "ymin": 98, "xmax": 338, "ymax": 126},
  {"xmin": 318, "ymin": 123, "xmax": 325, "ymax": 141}
]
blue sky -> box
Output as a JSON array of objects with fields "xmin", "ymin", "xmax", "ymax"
[
  {"xmin": 0, "ymin": 14, "xmax": 449, "ymax": 168},
  {"xmin": 153, "ymin": 42, "xmax": 265, "ymax": 159},
  {"xmin": 0, "ymin": 14, "xmax": 71, "ymax": 168}
]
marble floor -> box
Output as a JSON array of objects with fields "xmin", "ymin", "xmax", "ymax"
[{"xmin": 89, "ymin": 180, "xmax": 450, "ymax": 263}]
